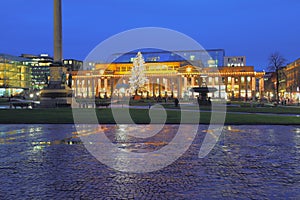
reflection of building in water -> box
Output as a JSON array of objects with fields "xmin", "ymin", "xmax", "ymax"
[
  {"xmin": 0, "ymin": 54, "xmax": 32, "ymax": 97},
  {"xmin": 71, "ymin": 50, "xmax": 265, "ymax": 100}
]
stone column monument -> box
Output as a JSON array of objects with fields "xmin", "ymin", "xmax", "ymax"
[
  {"xmin": 40, "ymin": 0, "xmax": 72, "ymax": 108},
  {"xmin": 54, "ymin": 0, "xmax": 62, "ymax": 63}
]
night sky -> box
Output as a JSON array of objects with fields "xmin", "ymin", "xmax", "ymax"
[{"xmin": 1, "ymin": 0, "xmax": 300, "ymax": 71}]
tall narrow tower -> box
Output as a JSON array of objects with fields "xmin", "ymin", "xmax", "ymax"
[
  {"xmin": 49, "ymin": 0, "xmax": 66, "ymax": 83},
  {"xmin": 40, "ymin": 0, "xmax": 72, "ymax": 108},
  {"xmin": 54, "ymin": 0, "xmax": 62, "ymax": 63}
]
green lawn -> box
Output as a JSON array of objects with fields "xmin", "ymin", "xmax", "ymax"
[
  {"xmin": 163, "ymin": 103, "xmax": 300, "ymax": 114},
  {"xmin": 0, "ymin": 107, "xmax": 299, "ymax": 125}
]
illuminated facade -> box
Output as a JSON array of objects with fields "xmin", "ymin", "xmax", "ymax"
[
  {"xmin": 63, "ymin": 59, "xmax": 83, "ymax": 71},
  {"xmin": 109, "ymin": 49, "xmax": 225, "ymax": 67},
  {"xmin": 0, "ymin": 54, "xmax": 32, "ymax": 96},
  {"xmin": 72, "ymin": 61, "xmax": 265, "ymax": 100},
  {"xmin": 224, "ymin": 56, "xmax": 246, "ymax": 67},
  {"xmin": 20, "ymin": 54, "xmax": 83, "ymax": 90},
  {"xmin": 285, "ymin": 58, "xmax": 300, "ymax": 101},
  {"xmin": 21, "ymin": 54, "xmax": 53, "ymax": 89}
]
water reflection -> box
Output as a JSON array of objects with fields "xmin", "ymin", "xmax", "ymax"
[{"xmin": 0, "ymin": 124, "xmax": 299, "ymax": 199}]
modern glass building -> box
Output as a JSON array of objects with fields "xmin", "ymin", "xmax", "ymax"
[
  {"xmin": 21, "ymin": 54, "xmax": 53, "ymax": 90},
  {"xmin": 0, "ymin": 54, "xmax": 32, "ymax": 97},
  {"xmin": 109, "ymin": 49, "xmax": 225, "ymax": 67}
]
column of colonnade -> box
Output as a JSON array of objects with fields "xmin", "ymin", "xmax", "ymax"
[
  {"xmin": 73, "ymin": 74, "xmax": 206, "ymax": 99},
  {"xmin": 252, "ymin": 77, "xmax": 256, "ymax": 99},
  {"xmin": 259, "ymin": 78, "xmax": 264, "ymax": 98}
]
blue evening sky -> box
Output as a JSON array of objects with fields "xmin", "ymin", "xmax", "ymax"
[{"xmin": 0, "ymin": 0, "xmax": 300, "ymax": 71}]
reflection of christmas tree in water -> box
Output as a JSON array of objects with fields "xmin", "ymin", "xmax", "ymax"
[{"xmin": 129, "ymin": 52, "xmax": 148, "ymax": 95}]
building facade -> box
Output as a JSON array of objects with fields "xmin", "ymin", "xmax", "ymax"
[
  {"xmin": 21, "ymin": 54, "xmax": 53, "ymax": 90},
  {"xmin": 71, "ymin": 60, "xmax": 265, "ymax": 100},
  {"xmin": 263, "ymin": 58, "xmax": 300, "ymax": 103},
  {"xmin": 63, "ymin": 59, "xmax": 83, "ymax": 71},
  {"xmin": 110, "ymin": 49, "xmax": 225, "ymax": 67},
  {"xmin": 224, "ymin": 56, "xmax": 246, "ymax": 67},
  {"xmin": 0, "ymin": 54, "xmax": 32, "ymax": 97},
  {"xmin": 285, "ymin": 58, "xmax": 300, "ymax": 102}
]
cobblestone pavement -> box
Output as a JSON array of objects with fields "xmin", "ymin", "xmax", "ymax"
[{"xmin": 0, "ymin": 124, "xmax": 299, "ymax": 199}]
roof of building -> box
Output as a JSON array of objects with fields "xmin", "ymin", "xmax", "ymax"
[
  {"xmin": 0, "ymin": 53, "xmax": 31, "ymax": 63},
  {"xmin": 108, "ymin": 49, "xmax": 225, "ymax": 66}
]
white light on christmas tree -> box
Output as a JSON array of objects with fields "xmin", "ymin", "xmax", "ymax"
[{"xmin": 129, "ymin": 52, "xmax": 148, "ymax": 95}]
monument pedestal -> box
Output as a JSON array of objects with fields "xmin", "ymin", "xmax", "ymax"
[
  {"xmin": 39, "ymin": 63, "xmax": 73, "ymax": 108},
  {"xmin": 39, "ymin": 88, "xmax": 72, "ymax": 108}
]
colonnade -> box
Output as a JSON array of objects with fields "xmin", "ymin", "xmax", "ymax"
[{"xmin": 72, "ymin": 75, "xmax": 264, "ymax": 99}]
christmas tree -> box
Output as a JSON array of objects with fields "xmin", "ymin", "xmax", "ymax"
[{"xmin": 129, "ymin": 52, "xmax": 148, "ymax": 95}]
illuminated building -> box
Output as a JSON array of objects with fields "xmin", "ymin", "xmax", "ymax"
[
  {"xmin": 285, "ymin": 58, "xmax": 300, "ymax": 102},
  {"xmin": 21, "ymin": 54, "xmax": 53, "ymax": 89},
  {"xmin": 218, "ymin": 66, "xmax": 264, "ymax": 99},
  {"xmin": 21, "ymin": 54, "xmax": 83, "ymax": 90},
  {"xmin": 263, "ymin": 72, "xmax": 276, "ymax": 101},
  {"xmin": 0, "ymin": 54, "xmax": 32, "ymax": 97},
  {"xmin": 63, "ymin": 59, "xmax": 83, "ymax": 71},
  {"xmin": 71, "ymin": 50, "xmax": 265, "ymax": 100},
  {"xmin": 224, "ymin": 56, "xmax": 246, "ymax": 67},
  {"xmin": 109, "ymin": 49, "xmax": 225, "ymax": 67}
]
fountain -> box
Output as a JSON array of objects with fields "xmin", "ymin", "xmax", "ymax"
[{"xmin": 190, "ymin": 74, "xmax": 217, "ymax": 105}]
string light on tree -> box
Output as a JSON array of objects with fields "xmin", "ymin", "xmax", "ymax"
[{"xmin": 129, "ymin": 52, "xmax": 148, "ymax": 95}]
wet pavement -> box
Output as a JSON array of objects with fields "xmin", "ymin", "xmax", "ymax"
[{"xmin": 0, "ymin": 124, "xmax": 300, "ymax": 199}]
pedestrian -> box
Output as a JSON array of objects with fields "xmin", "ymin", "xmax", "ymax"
[{"xmin": 174, "ymin": 98, "xmax": 179, "ymax": 107}]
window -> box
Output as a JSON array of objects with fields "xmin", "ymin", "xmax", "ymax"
[
  {"xmin": 228, "ymin": 77, "xmax": 231, "ymax": 83},
  {"xmin": 241, "ymin": 77, "xmax": 245, "ymax": 83},
  {"xmin": 215, "ymin": 77, "xmax": 219, "ymax": 84}
]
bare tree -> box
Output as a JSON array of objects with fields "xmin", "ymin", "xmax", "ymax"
[{"xmin": 268, "ymin": 52, "xmax": 286, "ymax": 103}]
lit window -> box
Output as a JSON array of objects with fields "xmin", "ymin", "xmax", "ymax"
[
  {"xmin": 215, "ymin": 77, "xmax": 219, "ymax": 83},
  {"xmin": 228, "ymin": 77, "xmax": 231, "ymax": 83}
]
